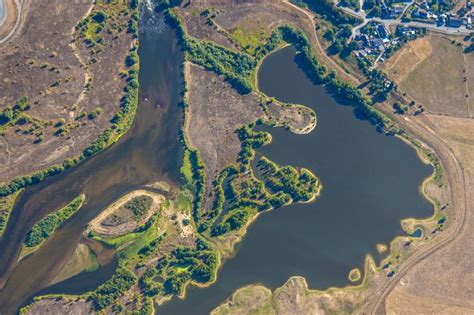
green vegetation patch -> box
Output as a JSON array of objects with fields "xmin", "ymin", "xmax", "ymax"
[
  {"xmin": 211, "ymin": 206, "xmax": 255, "ymax": 237},
  {"xmin": 230, "ymin": 27, "xmax": 267, "ymax": 56},
  {"xmin": 184, "ymin": 38, "xmax": 256, "ymax": 93},
  {"xmin": 91, "ymin": 266, "xmax": 137, "ymax": 310},
  {"xmin": 163, "ymin": 246, "xmax": 219, "ymax": 295},
  {"xmin": 237, "ymin": 125, "xmax": 272, "ymax": 171},
  {"xmin": 0, "ymin": 96, "xmax": 33, "ymax": 134},
  {"xmin": 0, "ymin": 189, "xmax": 23, "ymax": 238},
  {"xmin": 24, "ymin": 195, "xmax": 85, "ymax": 248},
  {"xmin": 124, "ymin": 195, "xmax": 153, "ymax": 221},
  {"xmin": 257, "ymin": 157, "xmax": 319, "ymax": 202}
]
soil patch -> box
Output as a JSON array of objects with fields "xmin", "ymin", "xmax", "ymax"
[
  {"xmin": 89, "ymin": 190, "xmax": 164, "ymax": 237},
  {"xmin": 382, "ymin": 37, "xmax": 432, "ymax": 84}
]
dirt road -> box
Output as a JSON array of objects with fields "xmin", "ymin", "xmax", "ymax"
[
  {"xmin": 283, "ymin": 0, "xmax": 361, "ymax": 86},
  {"xmin": 365, "ymin": 111, "xmax": 468, "ymax": 313},
  {"xmin": 0, "ymin": 0, "xmax": 6, "ymax": 26},
  {"xmin": 0, "ymin": 0, "xmax": 21, "ymax": 44}
]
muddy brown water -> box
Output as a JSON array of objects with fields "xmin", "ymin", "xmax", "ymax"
[
  {"xmin": 0, "ymin": 12, "xmax": 183, "ymax": 314},
  {"xmin": 157, "ymin": 47, "xmax": 433, "ymax": 314}
]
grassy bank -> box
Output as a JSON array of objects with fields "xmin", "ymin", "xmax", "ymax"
[
  {"xmin": 19, "ymin": 194, "xmax": 85, "ymax": 259},
  {"xmin": 0, "ymin": 0, "xmax": 140, "ymax": 197}
]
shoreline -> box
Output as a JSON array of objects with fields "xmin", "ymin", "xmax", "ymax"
[
  {"xmin": 87, "ymin": 190, "xmax": 164, "ymax": 238},
  {"xmin": 205, "ymin": 29, "xmax": 446, "ymax": 314},
  {"xmin": 0, "ymin": 2, "xmax": 140, "ymax": 195}
]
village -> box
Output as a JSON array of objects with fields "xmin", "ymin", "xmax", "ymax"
[
  {"xmin": 353, "ymin": 22, "xmax": 425, "ymax": 67},
  {"xmin": 403, "ymin": 0, "xmax": 473, "ymax": 28},
  {"xmin": 346, "ymin": 0, "xmax": 473, "ymax": 69}
]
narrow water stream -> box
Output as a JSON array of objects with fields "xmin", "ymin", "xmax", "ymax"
[
  {"xmin": 157, "ymin": 46, "xmax": 432, "ymax": 314},
  {"xmin": 0, "ymin": 11, "xmax": 183, "ymax": 314}
]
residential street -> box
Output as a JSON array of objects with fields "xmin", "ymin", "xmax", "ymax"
[{"xmin": 334, "ymin": 0, "xmax": 472, "ymax": 39}]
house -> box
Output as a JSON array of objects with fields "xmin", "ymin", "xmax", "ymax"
[
  {"xmin": 413, "ymin": 8, "xmax": 428, "ymax": 19},
  {"xmin": 370, "ymin": 38, "xmax": 384, "ymax": 48},
  {"xmin": 397, "ymin": 26, "xmax": 415, "ymax": 36},
  {"xmin": 357, "ymin": 50, "xmax": 368, "ymax": 57},
  {"xmin": 377, "ymin": 24, "xmax": 390, "ymax": 38},
  {"xmin": 447, "ymin": 17, "xmax": 463, "ymax": 27},
  {"xmin": 393, "ymin": 6, "xmax": 404, "ymax": 15}
]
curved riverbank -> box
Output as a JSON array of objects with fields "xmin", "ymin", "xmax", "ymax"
[{"xmin": 0, "ymin": 11, "xmax": 184, "ymax": 313}]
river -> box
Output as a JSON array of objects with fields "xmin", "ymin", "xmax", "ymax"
[
  {"xmin": 0, "ymin": 11, "xmax": 183, "ymax": 314},
  {"xmin": 157, "ymin": 46, "xmax": 432, "ymax": 314}
]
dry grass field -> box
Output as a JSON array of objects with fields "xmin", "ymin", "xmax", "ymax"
[
  {"xmin": 393, "ymin": 36, "xmax": 472, "ymax": 118},
  {"xmin": 178, "ymin": 0, "xmax": 316, "ymax": 56},
  {"xmin": 185, "ymin": 63, "xmax": 264, "ymax": 210},
  {"xmin": 382, "ymin": 37, "xmax": 432, "ymax": 84},
  {"xmin": 0, "ymin": 0, "xmax": 136, "ymax": 182}
]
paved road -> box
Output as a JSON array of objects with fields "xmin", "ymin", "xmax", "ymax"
[
  {"xmin": 336, "ymin": 0, "xmax": 472, "ymax": 39},
  {"xmin": 0, "ymin": 0, "xmax": 6, "ymax": 27}
]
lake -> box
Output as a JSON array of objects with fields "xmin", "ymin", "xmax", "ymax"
[{"xmin": 157, "ymin": 46, "xmax": 432, "ymax": 314}]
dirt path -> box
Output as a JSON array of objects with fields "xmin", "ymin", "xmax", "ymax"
[
  {"xmin": 367, "ymin": 110, "xmax": 468, "ymax": 314},
  {"xmin": 0, "ymin": 0, "xmax": 6, "ymax": 26},
  {"xmin": 0, "ymin": 0, "xmax": 21, "ymax": 44},
  {"xmin": 282, "ymin": 0, "xmax": 361, "ymax": 87}
]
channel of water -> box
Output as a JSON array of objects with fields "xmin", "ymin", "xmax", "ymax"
[{"xmin": 0, "ymin": 11, "xmax": 183, "ymax": 314}]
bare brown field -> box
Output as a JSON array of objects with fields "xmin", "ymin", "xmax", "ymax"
[
  {"xmin": 0, "ymin": 0, "xmax": 135, "ymax": 182},
  {"xmin": 185, "ymin": 63, "xmax": 264, "ymax": 210},
  {"xmin": 179, "ymin": 1, "xmax": 318, "ymax": 56},
  {"xmin": 397, "ymin": 36, "xmax": 471, "ymax": 118},
  {"xmin": 179, "ymin": 0, "xmax": 305, "ymax": 50},
  {"xmin": 25, "ymin": 298, "xmax": 93, "ymax": 315},
  {"xmin": 382, "ymin": 37, "xmax": 432, "ymax": 84},
  {"xmin": 179, "ymin": 6, "xmax": 238, "ymax": 51},
  {"xmin": 464, "ymin": 52, "xmax": 474, "ymax": 118}
]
